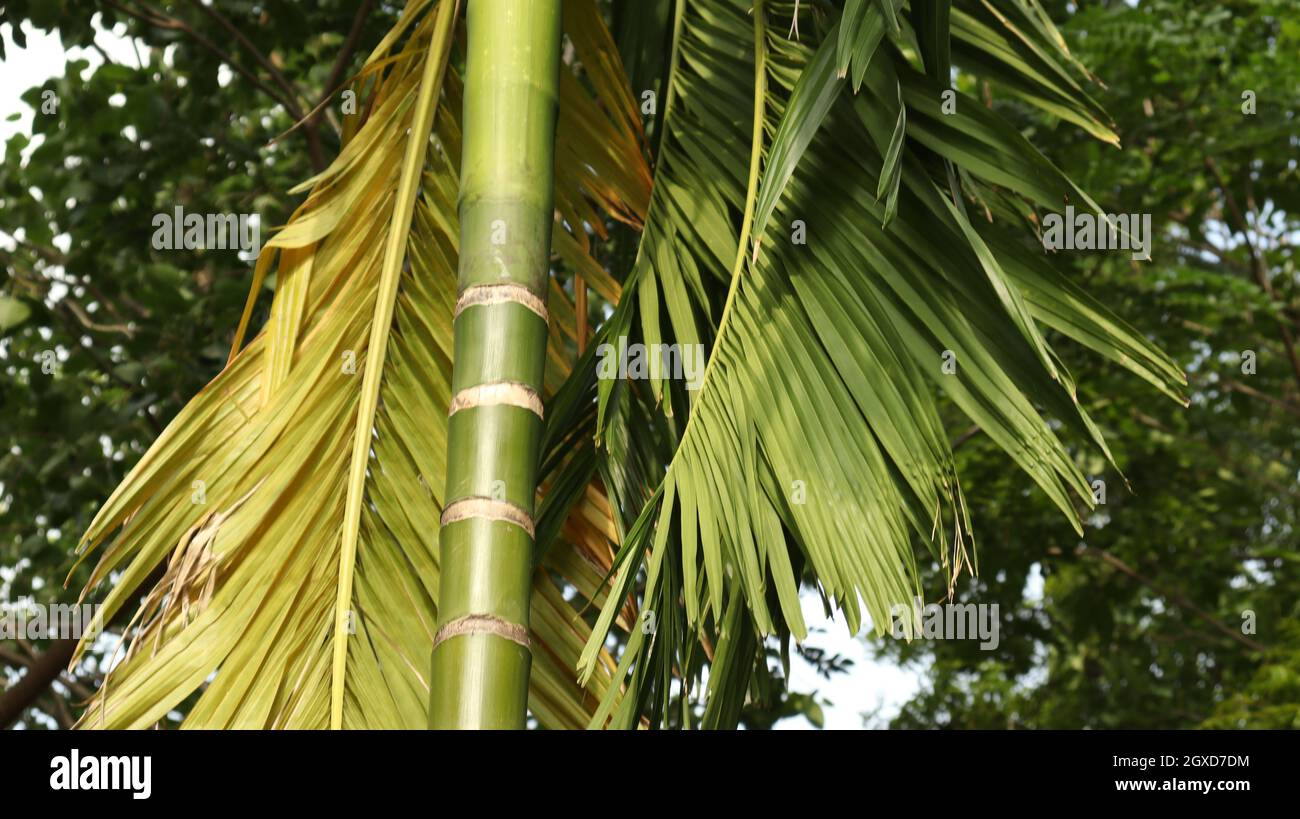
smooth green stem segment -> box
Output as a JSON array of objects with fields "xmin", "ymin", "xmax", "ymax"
[{"xmin": 429, "ymin": 0, "xmax": 562, "ymax": 729}]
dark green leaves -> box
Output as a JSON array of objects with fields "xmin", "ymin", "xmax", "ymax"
[{"xmin": 584, "ymin": 0, "xmax": 1186, "ymax": 729}]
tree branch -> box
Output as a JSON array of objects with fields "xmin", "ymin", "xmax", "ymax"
[
  {"xmin": 950, "ymin": 424, "xmax": 983, "ymax": 451},
  {"xmin": 1072, "ymin": 544, "xmax": 1266, "ymax": 653},
  {"xmin": 187, "ymin": 0, "xmax": 306, "ymax": 115},
  {"xmin": 0, "ymin": 638, "xmax": 79, "ymax": 728},
  {"xmin": 100, "ymin": 0, "xmax": 326, "ymax": 171},
  {"xmin": 184, "ymin": 0, "xmax": 326, "ymax": 169},
  {"xmin": 0, "ymin": 566, "xmax": 163, "ymax": 729},
  {"xmin": 316, "ymin": 0, "xmax": 377, "ymax": 133},
  {"xmin": 1223, "ymin": 378, "xmax": 1300, "ymax": 417},
  {"xmin": 1204, "ymin": 154, "xmax": 1300, "ymax": 394}
]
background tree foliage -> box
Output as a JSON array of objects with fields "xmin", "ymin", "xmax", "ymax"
[
  {"xmin": 1, "ymin": 0, "xmax": 393, "ymax": 727},
  {"xmin": 882, "ymin": 0, "xmax": 1300, "ymax": 729},
  {"xmin": 1, "ymin": 0, "xmax": 1295, "ymax": 729}
]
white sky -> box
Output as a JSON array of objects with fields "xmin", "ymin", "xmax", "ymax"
[
  {"xmin": 0, "ymin": 18, "xmax": 146, "ymax": 151},
  {"xmin": 778, "ymin": 595, "xmax": 924, "ymax": 729}
]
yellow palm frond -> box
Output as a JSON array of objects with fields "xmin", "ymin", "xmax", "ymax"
[{"xmin": 73, "ymin": 0, "xmax": 647, "ymax": 730}]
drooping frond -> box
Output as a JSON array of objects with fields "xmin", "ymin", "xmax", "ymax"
[
  {"xmin": 579, "ymin": 0, "xmax": 1186, "ymax": 727},
  {"xmin": 72, "ymin": 0, "xmax": 649, "ymax": 729}
]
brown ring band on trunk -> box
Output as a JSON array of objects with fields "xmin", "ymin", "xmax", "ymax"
[
  {"xmin": 448, "ymin": 381, "xmax": 545, "ymax": 419},
  {"xmin": 432, "ymin": 613, "xmax": 531, "ymax": 651},
  {"xmin": 439, "ymin": 496, "xmax": 536, "ymax": 539},
  {"xmin": 454, "ymin": 283, "xmax": 548, "ymax": 321}
]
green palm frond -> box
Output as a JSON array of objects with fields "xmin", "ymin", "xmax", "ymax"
[
  {"xmin": 72, "ymin": 0, "xmax": 648, "ymax": 729},
  {"xmin": 68, "ymin": 0, "xmax": 1187, "ymax": 731},
  {"xmin": 578, "ymin": 0, "xmax": 1185, "ymax": 728}
]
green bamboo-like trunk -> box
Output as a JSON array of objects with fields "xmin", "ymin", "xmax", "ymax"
[{"xmin": 428, "ymin": 0, "xmax": 562, "ymax": 729}]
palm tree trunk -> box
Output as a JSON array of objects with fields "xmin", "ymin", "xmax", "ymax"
[{"xmin": 429, "ymin": 0, "xmax": 562, "ymax": 729}]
